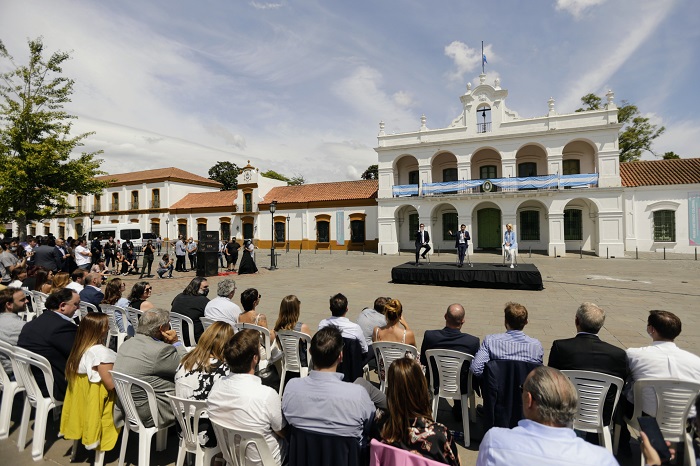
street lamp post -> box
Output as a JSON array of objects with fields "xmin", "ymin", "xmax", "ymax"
[
  {"xmin": 165, "ymin": 219, "xmax": 170, "ymax": 254},
  {"xmin": 269, "ymin": 200, "xmax": 277, "ymax": 270},
  {"xmin": 286, "ymin": 214, "xmax": 290, "ymax": 253},
  {"xmin": 89, "ymin": 210, "xmax": 95, "ymax": 240}
]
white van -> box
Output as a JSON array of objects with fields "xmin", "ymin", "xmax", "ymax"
[{"xmin": 87, "ymin": 224, "xmax": 156, "ymax": 251}]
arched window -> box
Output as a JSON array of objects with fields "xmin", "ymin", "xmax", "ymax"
[
  {"xmin": 653, "ymin": 210, "xmax": 675, "ymax": 242},
  {"xmin": 477, "ymin": 105, "xmax": 491, "ymax": 133},
  {"xmin": 130, "ymin": 191, "xmax": 139, "ymax": 210},
  {"xmin": 519, "ymin": 211, "xmax": 540, "ymax": 241},
  {"xmin": 316, "ymin": 214, "xmax": 331, "ymax": 243},
  {"xmin": 111, "ymin": 193, "xmax": 119, "ymax": 211},
  {"xmin": 564, "ymin": 209, "xmax": 582, "ymax": 241}
]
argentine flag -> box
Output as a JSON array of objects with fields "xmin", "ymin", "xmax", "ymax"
[{"xmin": 482, "ymin": 54, "xmax": 488, "ymax": 65}]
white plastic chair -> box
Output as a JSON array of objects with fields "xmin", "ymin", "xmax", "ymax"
[
  {"xmin": 13, "ymin": 348, "xmax": 63, "ymax": 461},
  {"xmin": 234, "ymin": 323, "xmax": 273, "ymax": 363},
  {"xmin": 29, "ymin": 291, "xmax": 48, "ymax": 318},
  {"xmin": 170, "ymin": 313, "xmax": 196, "ymax": 347},
  {"xmin": 101, "ymin": 304, "xmax": 130, "ymax": 350},
  {"xmin": 125, "ymin": 306, "xmax": 143, "ymax": 332},
  {"xmin": 167, "ymin": 394, "xmax": 221, "ymax": 466},
  {"xmin": 19, "ymin": 289, "xmax": 35, "ymax": 321},
  {"xmin": 78, "ymin": 301, "xmax": 99, "ymax": 322},
  {"xmin": 110, "ymin": 371, "xmax": 173, "ymax": 466},
  {"xmin": 211, "ymin": 419, "xmax": 277, "ymax": 466},
  {"xmin": 561, "ymin": 370, "xmax": 623, "ymax": 452},
  {"xmin": 425, "ymin": 349, "xmax": 475, "ymax": 447},
  {"xmin": 0, "ymin": 340, "xmax": 25, "ymax": 440},
  {"xmin": 613, "ymin": 378, "xmax": 700, "ymax": 466},
  {"xmin": 502, "ymin": 245, "xmax": 518, "ymax": 267},
  {"xmin": 200, "ymin": 316, "xmax": 216, "ymax": 332},
  {"xmin": 276, "ymin": 330, "xmax": 312, "ymax": 397},
  {"xmin": 372, "ymin": 341, "xmax": 418, "ymax": 393}
]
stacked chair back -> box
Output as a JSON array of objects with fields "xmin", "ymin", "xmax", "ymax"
[
  {"xmin": 276, "ymin": 330, "xmax": 312, "ymax": 397},
  {"xmin": 167, "ymin": 394, "xmax": 221, "ymax": 466},
  {"xmin": 0, "ymin": 340, "xmax": 25, "ymax": 440},
  {"xmin": 211, "ymin": 419, "xmax": 277, "ymax": 466},
  {"xmin": 372, "ymin": 341, "xmax": 418, "ymax": 392}
]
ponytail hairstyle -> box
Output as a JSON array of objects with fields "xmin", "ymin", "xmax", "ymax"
[{"xmin": 383, "ymin": 299, "xmax": 403, "ymax": 325}]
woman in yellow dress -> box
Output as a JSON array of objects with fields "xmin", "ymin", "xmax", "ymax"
[{"xmin": 60, "ymin": 313, "xmax": 121, "ymax": 465}]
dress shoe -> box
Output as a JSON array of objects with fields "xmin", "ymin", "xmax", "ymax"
[{"xmin": 421, "ymin": 254, "xmax": 427, "ymax": 259}]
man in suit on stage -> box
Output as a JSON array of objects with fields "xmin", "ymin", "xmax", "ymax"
[
  {"xmin": 448, "ymin": 224, "xmax": 471, "ymax": 267},
  {"xmin": 17, "ymin": 288, "xmax": 79, "ymax": 401},
  {"xmin": 548, "ymin": 302, "xmax": 627, "ymax": 423},
  {"xmin": 414, "ymin": 223, "xmax": 431, "ymax": 265}
]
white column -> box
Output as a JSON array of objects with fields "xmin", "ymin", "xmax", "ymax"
[{"xmin": 548, "ymin": 212, "xmax": 566, "ymax": 257}]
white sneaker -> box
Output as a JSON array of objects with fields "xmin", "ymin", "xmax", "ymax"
[{"xmin": 510, "ymin": 264, "xmax": 514, "ymax": 268}]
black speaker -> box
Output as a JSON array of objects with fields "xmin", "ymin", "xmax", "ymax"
[
  {"xmin": 198, "ymin": 242, "xmax": 219, "ymax": 253},
  {"xmin": 199, "ymin": 230, "xmax": 219, "ymax": 243},
  {"xmin": 196, "ymin": 251, "xmax": 219, "ymax": 277}
]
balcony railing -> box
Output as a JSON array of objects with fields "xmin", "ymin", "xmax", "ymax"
[
  {"xmin": 150, "ymin": 199, "xmax": 160, "ymax": 209},
  {"xmin": 477, "ymin": 122, "xmax": 491, "ymax": 133},
  {"xmin": 392, "ymin": 173, "xmax": 598, "ymax": 197},
  {"xmin": 129, "ymin": 201, "xmax": 139, "ymax": 210}
]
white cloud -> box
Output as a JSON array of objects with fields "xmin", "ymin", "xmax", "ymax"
[
  {"xmin": 202, "ymin": 123, "xmax": 247, "ymax": 150},
  {"xmin": 555, "ymin": 0, "xmax": 607, "ymax": 18},
  {"xmin": 653, "ymin": 119, "xmax": 700, "ymax": 159},
  {"xmin": 250, "ymin": 1, "xmax": 284, "ymax": 10},
  {"xmin": 444, "ymin": 42, "xmax": 494, "ymax": 83}
]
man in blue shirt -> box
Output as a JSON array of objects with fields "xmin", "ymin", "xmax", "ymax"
[
  {"xmin": 282, "ymin": 326, "xmax": 375, "ymax": 446},
  {"xmin": 476, "ymin": 366, "xmax": 618, "ymax": 466}
]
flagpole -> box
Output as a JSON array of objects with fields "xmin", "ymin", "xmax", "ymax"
[{"xmin": 482, "ymin": 41, "xmax": 484, "ymax": 74}]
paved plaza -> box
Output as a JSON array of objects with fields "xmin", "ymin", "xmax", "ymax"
[{"xmin": 2, "ymin": 250, "xmax": 699, "ymax": 465}]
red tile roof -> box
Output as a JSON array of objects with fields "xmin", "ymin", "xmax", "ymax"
[
  {"xmin": 97, "ymin": 167, "xmax": 221, "ymax": 187},
  {"xmin": 170, "ymin": 191, "xmax": 237, "ymax": 209},
  {"xmin": 259, "ymin": 180, "xmax": 378, "ymax": 205},
  {"xmin": 620, "ymin": 158, "xmax": 700, "ymax": 187}
]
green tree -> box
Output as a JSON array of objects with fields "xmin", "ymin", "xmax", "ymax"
[
  {"xmin": 261, "ymin": 170, "xmax": 305, "ymax": 185},
  {"xmin": 0, "ymin": 38, "xmax": 105, "ymax": 240},
  {"xmin": 662, "ymin": 151, "xmax": 680, "ymax": 160},
  {"xmin": 361, "ymin": 164, "xmax": 378, "ymax": 180},
  {"xmin": 288, "ymin": 175, "xmax": 305, "ymax": 186},
  {"xmin": 208, "ymin": 160, "xmax": 239, "ymax": 190},
  {"xmin": 576, "ymin": 93, "xmax": 666, "ymax": 163}
]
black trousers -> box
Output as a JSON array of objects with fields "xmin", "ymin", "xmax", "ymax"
[
  {"xmin": 415, "ymin": 243, "xmax": 431, "ymax": 262},
  {"xmin": 175, "ymin": 254, "xmax": 186, "ymax": 271},
  {"xmin": 457, "ymin": 244, "xmax": 467, "ymax": 264}
]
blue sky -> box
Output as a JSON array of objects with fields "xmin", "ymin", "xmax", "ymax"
[{"xmin": 1, "ymin": 0, "xmax": 698, "ymax": 182}]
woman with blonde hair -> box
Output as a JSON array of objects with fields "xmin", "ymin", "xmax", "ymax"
[
  {"xmin": 273, "ymin": 295, "xmax": 311, "ymax": 335},
  {"xmin": 60, "ymin": 313, "xmax": 120, "ymax": 464},
  {"xmin": 49, "ymin": 271, "xmax": 71, "ymax": 292},
  {"xmin": 372, "ymin": 299, "xmax": 416, "ymax": 346},
  {"xmin": 378, "ymin": 357, "xmax": 460, "ymax": 465}
]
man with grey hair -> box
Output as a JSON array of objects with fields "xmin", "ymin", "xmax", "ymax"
[
  {"xmin": 548, "ymin": 302, "xmax": 627, "ymax": 424},
  {"xmin": 113, "ymin": 308, "xmax": 187, "ymax": 427},
  {"xmin": 204, "ymin": 279, "xmax": 242, "ymax": 326},
  {"xmin": 476, "ymin": 366, "xmax": 618, "ymax": 465}
]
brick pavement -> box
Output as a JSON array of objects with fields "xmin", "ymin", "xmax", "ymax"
[{"xmin": 2, "ymin": 250, "xmax": 699, "ymax": 464}]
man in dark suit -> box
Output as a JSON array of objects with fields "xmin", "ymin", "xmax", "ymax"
[
  {"xmin": 420, "ymin": 303, "xmax": 480, "ymax": 420},
  {"xmin": 414, "ymin": 223, "xmax": 431, "ymax": 265},
  {"xmin": 79, "ymin": 273, "xmax": 104, "ymax": 309},
  {"xmin": 548, "ymin": 302, "xmax": 627, "ymax": 423},
  {"xmin": 32, "ymin": 237, "xmax": 58, "ymax": 272},
  {"xmin": 448, "ymin": 224, "xmax": 470, "ymax": 267},
  {"xmin": 17, "ymin": 288, "xmax": 79, "ymax": 401}
]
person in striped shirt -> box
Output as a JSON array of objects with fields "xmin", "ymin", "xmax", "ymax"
[{"xmin": 470, "ymin": 302, "xmax": 543, "ymax": 377}]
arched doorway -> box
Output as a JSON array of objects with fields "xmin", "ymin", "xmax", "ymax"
[{"xmin": 476, "ymin": 207, "xmax": 502, "ymax": 249}]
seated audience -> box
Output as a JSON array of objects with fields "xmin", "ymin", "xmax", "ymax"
[
  {"xmin": 49, "ymin": 271, "xmax": 71, "ymax": 292},
  {"xmin": 204, "ymin": 279, "xmax": 242, "ymax": 326},
  {"xmin": 282, "ymin": 326, "xmax": 375, "ymax": 447},
  {"xmin": 208, "ymin": 329, "xmax": 287, "ymax": 465},
  {"xmin": 8, "ymin": 266, "xmax": 27, "ymax": 289},
  {"xmin": 625, "ymin": 310, "xmax": 700, "ymax": 415},
  {"xmin": 171, "ymin": 277, "xmax": 210, "ymax": 346},
  {"xmin": 475, "ymin": 366, "xmax": 618, "ymax": 466},
  {"xmin": 90, "ymin": 258, "xmax": 110, "ymax": 280},
  {"xmin": 274, "ymin": 294, "xmax": 311, "ymax": 336},
  {"xmin": 127, "ymin": 281, "xmax": 155, "ymax": 312},
  {"xmin": 548, "ymin": 302, "xmax": 627, "ymax": 424},
  {"xmin": 375, "ymin": 357, "xmax": 460, "ymax": 466},
  {"xmin": 113, "ymin": 308, "xmax": 187, "ymax": 427},
  {"xmin": 238, "ymin": 287, "xmax": 274, "ymax": 338},
  {"xmin": 356, "ymin": 297, "xmax": 388, "ymax": 347},
  {"xmin": 65, "ymin": 269, "xmax": 86, "ymax": 293},
  {"xmin": 60, "ymin": 313, "xmax": 121, "ymax": 457},
  {"xmin": 470, "ymin": 302, "xmax": 543, "ymax": 378},
  {"xmin": 0, "ymin": 288, "xmax": 28, "ymax": 376},
  {"xmin": 115, "ymin": 250, "xmax": 126, "ymax": 275},
  {"xmin": 372, "ymin": 298, "xmax": 416, "ymax": 346},
  {"xmin": 420, "ymin": 303, "xmax": 480, "ymax": 421},
  {"xmin": 18, "ymin": 288, "xmax": 80, "ymax": 400},
  {"xmin": 79, "ymin": 273, "xmax": 105, "ymax": 308},
  {"xmin": 318, "ymin": 293, "xmax": 368, "ymax": 354},
  {"xmin": 101, "ymin": 278, "xmax": 134, "ymax": 336},
  {"xmin": 34, "ymin": 268, "xmax": 53, "ymax": 294},
  {"xmin": 157, "ymin": 254, "xmax": 174, "ymax": 279}
]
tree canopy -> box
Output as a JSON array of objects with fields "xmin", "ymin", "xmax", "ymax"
[
  {"xmin": 576, "ymin": 93, "xmax": 666, "ymax": 163},
  {"xmin": 208, "ymin": 160, "xmax": 239, "ymax": 190},
  {"xmin": 0, "ymin": 37, "xmax": 105, "ymax": 240},
  {"xmin": 261, "ymin": 169, "xmax": 305, "ymax": 185},
  {"xmin": 361, "ymin": 164, "xmax": 378, "ymax": 180}
]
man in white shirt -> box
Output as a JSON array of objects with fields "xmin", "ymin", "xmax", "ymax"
[
  {"xmin": 74, "ymin": 238, "xmax": 92, "ymax": 270},
  {"xmin": 204, "ymin": 279, "xmax": 242, "ymax": 326},
  {"xmin": 625, "ymin": 310, "xmax": 700, "ymax": 415},
  {"xmin": 208, "ymin": 328, "xmax": 286, "ymax": 466},
  {"xmin": 65, "ymin": 269, "xmax": 86, "ymax": 293},
  {"xmin": 318, "ymin": 293, "xmax": 368, "ymax": 354},
  {"xmin": 476, "ymin": 366, "xmax": 618, "ymax": 466}
]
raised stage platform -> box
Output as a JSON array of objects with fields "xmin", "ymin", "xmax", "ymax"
[{"xmin": 391, "ymin": 262, "xmax": 544, "ymax": 290}]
